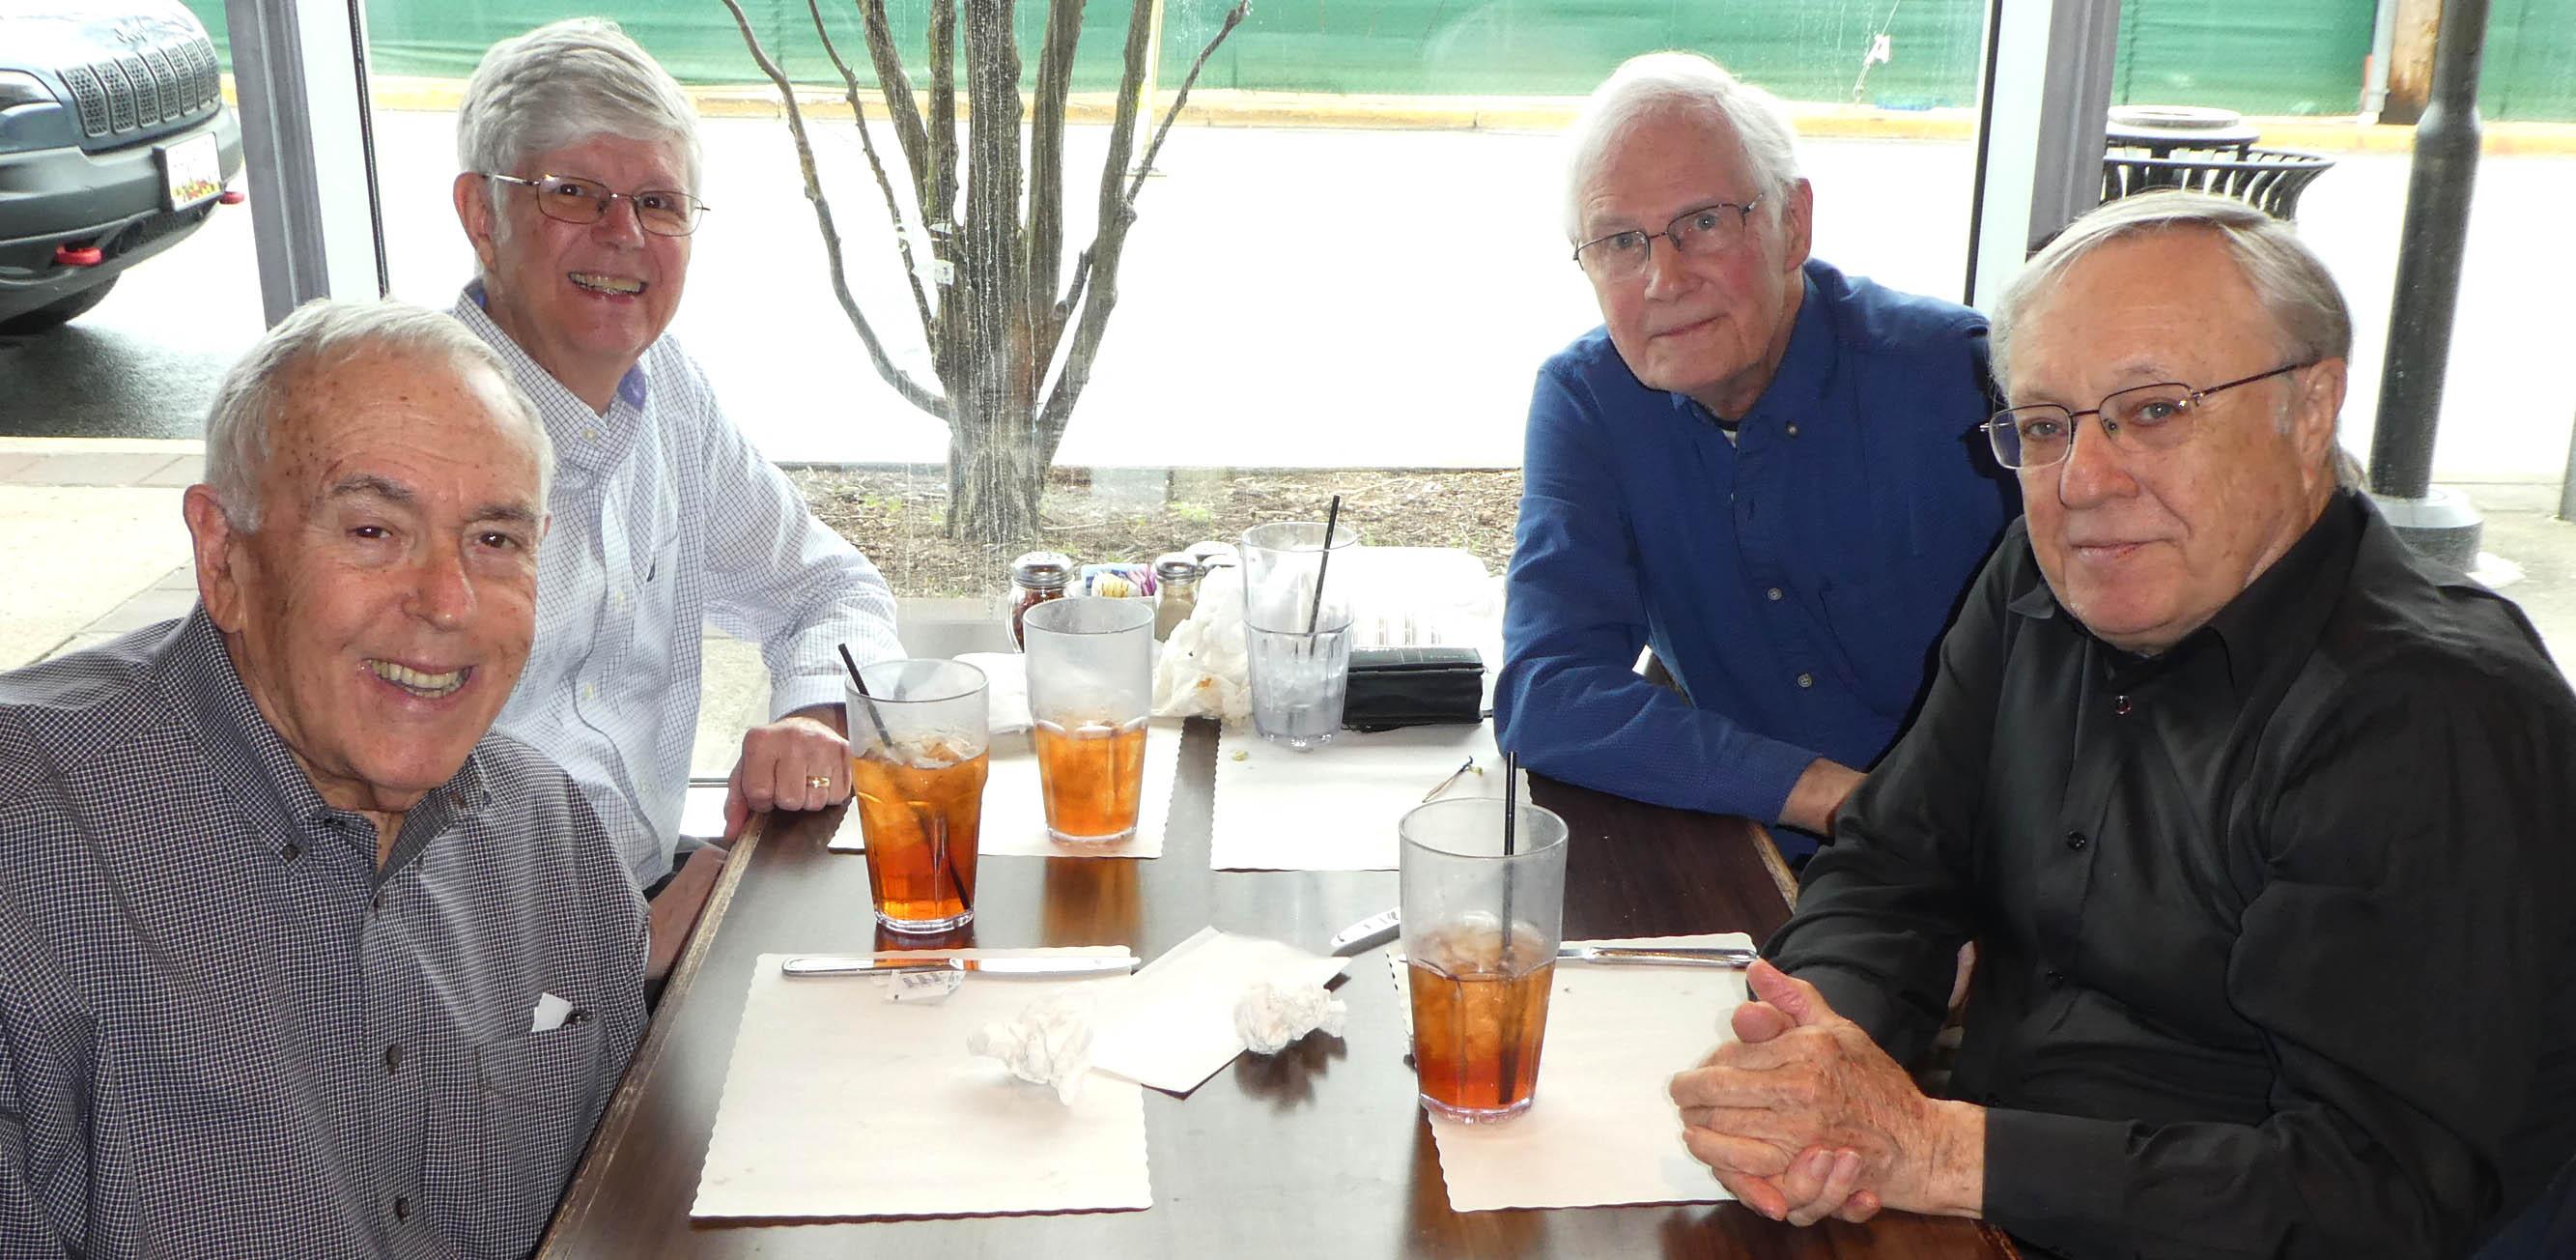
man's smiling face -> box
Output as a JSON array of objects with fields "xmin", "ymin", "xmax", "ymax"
[{"xmin": 464, "ymin": 132, "xmax": 693, "ymax": 405}]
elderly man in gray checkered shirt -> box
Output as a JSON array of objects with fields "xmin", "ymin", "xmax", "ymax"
[
  {"xmin": 445, "ymin": 19, "xmax": 906, "ymax": 915},
  {"xmin": 0, "ymin": 299, "xmax": 646, "ymax": 1257}
]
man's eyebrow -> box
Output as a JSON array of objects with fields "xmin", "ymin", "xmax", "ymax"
[
  {"xmin": 474, "ymin": 502, "xmax": 542, "ymax": 528},
  {"xmin": 326, "ymin": 473, "xmax": 415, "ymax": 506}
]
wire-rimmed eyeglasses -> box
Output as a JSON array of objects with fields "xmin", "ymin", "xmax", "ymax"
[
  {"xmin": 483, "ymin": 172, "xmax": 711, "ymax": 238},
  {"xmin": 1571, "ymin": 198, "xmax": 1762, "ymax": 281},
  {"xmin": 1983, "ymin": 361, "xmax": 2314, "ymax": 470}
]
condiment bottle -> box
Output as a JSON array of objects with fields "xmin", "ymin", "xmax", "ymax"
[
  {"xmin": 1152, "ymin": 553, "xmax": 1203, "ymax": 642},
  {"xmin": 1008, "ymin": 551, "xmax": 1074, "ymax": 649}
]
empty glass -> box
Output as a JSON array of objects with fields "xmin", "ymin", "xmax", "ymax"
[{"xmin": 1240, "ymin": 520, "xmax": 1357, "ymax": 751}]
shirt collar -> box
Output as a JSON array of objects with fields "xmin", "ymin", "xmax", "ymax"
[{"xmin": 155, "ymin": 606, "xmax": 493, "ymax": 865}]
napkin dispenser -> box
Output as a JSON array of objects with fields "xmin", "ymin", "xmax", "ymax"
[{"xmin": 1342, "ymin": 645, "xmax": 1483, "ymax": 731}]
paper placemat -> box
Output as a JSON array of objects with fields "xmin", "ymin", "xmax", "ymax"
[
  {"xmin": 827, "ymin": 717, "xmax": 1183, "ymax": 859},
  {"xmin": 1089, "ymin": 927, "xmax": 1351, "ymax": 1095},
  {"xmin": 1389, "ymin": 933, "xmax": 1752, "ymax": 1213},
  {"xmin": 1209, "ymin": 720, "xmax": 1500, "ymax": 870},
  {"xmin": 693, "ymin": 948, "xmax": 1151, "ymax": 1219}
]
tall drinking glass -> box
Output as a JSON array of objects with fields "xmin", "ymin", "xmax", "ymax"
[
  {"xmin": 847, "ymin": 659, "xmax": 989, "ymax": 933},
  {"xmin": 1239, "ymin": 520, "xmax": 1357, "ymax": 751},
  {"xmin": 1021, "ymin": 597, "xmax": 1154, "ymax": 843},
  {"xmin": 1400, "ymin": 797, "xmax": 1569, "ymax": 1123}
]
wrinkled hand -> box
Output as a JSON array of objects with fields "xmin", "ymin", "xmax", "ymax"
[
  {"xmin": 723, "ymin": 705, "xmax": 851, "ymax": 840},
  {"xmin": 1670, "ymin": 960, "xmax": 1982, "ymax": 1224}
]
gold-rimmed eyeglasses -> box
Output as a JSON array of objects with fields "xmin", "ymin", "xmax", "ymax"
[
  {"xmin": 1983, "ymin": 361, "xmax": 2315, "ymax": 470},
  {"xmin": 483, "ymin": 172, "xmax": 710, "ymax": 237},
  {"xmin": 1571, "ymin": 198, "xmax": 1762, "ymax": 282}
]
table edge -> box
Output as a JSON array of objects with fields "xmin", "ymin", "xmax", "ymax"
[{"xmin": 538, "ymin": 816, "xmax": 770, "ymax": 1255}]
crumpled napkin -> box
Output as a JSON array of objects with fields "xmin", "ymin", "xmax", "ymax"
[
  {"xmin": 1152, "ymin": 566, "xmax": 1252, "ymax": 724},
  {"xmin": 968, "ymin": 996, "xmax": 1094, "ymax": 1103},
  {"xmin": 1232, "ymin": 981, "xmax": 1347, "ymax": 1054}
]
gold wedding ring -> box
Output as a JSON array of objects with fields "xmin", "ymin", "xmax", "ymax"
[{"xmin": 806, "ymin": 774, "xmax": 833, "ymax": 790}]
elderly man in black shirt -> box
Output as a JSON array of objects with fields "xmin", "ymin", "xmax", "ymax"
[{"xmin": 1669, "ymin": 191, "xmax": 2576, "ymax": 1259}]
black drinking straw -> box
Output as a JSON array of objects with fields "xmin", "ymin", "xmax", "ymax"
[
  {"xmin": 835, "ymin": 644, "xmax": 887, "ymax": 745},
  {"xmin": 1305, "ymin": 494, "xmax": 1344, "ymax": 634},
  {"xmin": 1498, "ymin": 750, "xmax": 1523, "ymax": 1102}
]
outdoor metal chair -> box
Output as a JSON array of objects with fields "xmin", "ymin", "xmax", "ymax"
[{"xmin": 2099, "ymin": 146, "xmax": 2338, "ymax": 221}]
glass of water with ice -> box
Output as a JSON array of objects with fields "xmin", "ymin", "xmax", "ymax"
[{"xmin": 1240, "ymin": 520, "xmax": 1357, "ymax": 751}]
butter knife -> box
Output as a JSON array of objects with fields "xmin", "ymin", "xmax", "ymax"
[
  {"xmin": 1556, "ymin": 944, "xmax": 1759, "ymax": 968},
  {"xmin": 780, "ymin": 955, "xmax": 1139, "ymax": 979}
]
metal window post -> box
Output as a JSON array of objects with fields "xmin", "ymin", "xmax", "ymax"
[
  {"xmin": 221, "ymin": 0, "xmax": 387, "ymax": 325},
  {"xmin": 1963, "ymin": 0, "xmax": 2122, "ymax": 312}
]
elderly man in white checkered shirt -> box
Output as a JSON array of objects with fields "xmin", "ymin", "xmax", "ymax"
[
  {"xmin": 444, "ymin": 19, "xmax": 905, "ymax": 908},
  {"xmin": 0, "ymin": 299, "xmax": 647, "ymax": 1256}
]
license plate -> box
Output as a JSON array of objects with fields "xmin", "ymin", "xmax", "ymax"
[{"xmin": 160, "ymin": 131, "xmax": 221, "ymax": 212}]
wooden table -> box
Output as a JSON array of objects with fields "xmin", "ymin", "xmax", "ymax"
[{"xmin": 540, "ymin": 722, "xmax": 2019, "ymax": 1259}]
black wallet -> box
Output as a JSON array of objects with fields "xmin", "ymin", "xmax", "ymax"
[{"xmin": 1343, "ymin": 645, "xmax": 1485, "ymax": 731}]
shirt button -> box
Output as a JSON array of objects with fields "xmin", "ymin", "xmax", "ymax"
[
  {"xmin": 281, "ymin": 842, "xmax": 301, "ymax": 862},
  {"xmin": 1767, "ymin": 587, "xmax": 1784, "ymax": 602},
  {"xmin": 582, "ymin": 683, "xmax": 598, "ymax": 700},
  {"xmin": 2113, "ymin": 695, "xmax": 2134, "ymax": 716},
  {"xmin": 383, "ymin": 1043, "xmax": 403, "ymax": 1074},
  {"xmin": 393, "ymin": 1195, "xmax": 410, "ymax": 1221},
  {"xmin": 2065, "ymin": 830, "xmax": 2089, "ymax": 851},
  {"xmin": 1795, "ymin": 673, "xmax": 1814, "ymax": 689},
  {"xmin": 370, "ymin": 890, "xmax": 383, "ymax": 913},
  {"xmin": 583, "ymin": 426, "xmax": 602, "ymax": 443},
  {"xmin": 2045, "ymin": 968, "xmax": 2066, "ymax": 986},
  {"xmin": 1785, "ymin": 422, "xmax": 1800, "ymax": 438}
]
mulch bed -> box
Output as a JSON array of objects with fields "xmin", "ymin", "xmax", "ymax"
[{"xmin": 789, "ymin": 466, "xmax": 1524, "ymax": 596}]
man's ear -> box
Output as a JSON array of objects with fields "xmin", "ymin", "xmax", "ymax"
[
  {"xmin": 453, "ymin": 171, "xmax": 499, "ymax": 272},
  {"xmin": 1778, "ymin": 177, "xmax": 1815, "ymax": 272},
  {"xmin": 2288, "ymin": 358, "xmax": 2349, "ymax": 480},
  {"xmin": 183, "ymin": 484, "xmax": 250, "ymax": 634}
]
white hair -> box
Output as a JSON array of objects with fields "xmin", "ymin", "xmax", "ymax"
[
  {"xmin": 1993, "ymin": 190, "xmax": 2359, "ymax": 487},
  {"xmin": 1563, "ymin": 51, "xmax": 1803, "ymax": 242},
  {"xmin": 456, "ymin": 17, "xmax": 701, "ymax": 217},
  {"xmin": 203, "ymin": 299, "xmax": 552, "ymax": 531}
]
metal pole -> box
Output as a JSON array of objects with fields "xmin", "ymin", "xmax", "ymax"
[
  {"xmin": 2560, "ymin": 414, "xmax": 2576, "ymax": 522},
  {"xmin": 2364, "ymin": 0, "xmax": 2486, "ymax": 569}
]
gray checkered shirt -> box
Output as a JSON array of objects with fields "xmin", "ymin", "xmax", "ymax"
[
  {"xmin": 455, "ymin": 284, "xmax": 905, "ymax": 886},
  {"xmin": 0, "ymin": 612, "xmax": 647, "ymax": 1258}
]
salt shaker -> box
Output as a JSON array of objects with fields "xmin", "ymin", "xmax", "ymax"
[{"xmin": 1151, "ymin": 553, "xmax": 1203, "ymax": 642}]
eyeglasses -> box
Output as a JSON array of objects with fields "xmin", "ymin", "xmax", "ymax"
[
  {"xmin": 1983, "ymin": 361, "xmax": 2314, "ymax": 471},
  {"xmin": 484, "ymin": 172, "xmax": 710, "ymax": 237},
  {"xmin": 1571, "ymin": 199, "xmax": 1762, "ymax": 281}
]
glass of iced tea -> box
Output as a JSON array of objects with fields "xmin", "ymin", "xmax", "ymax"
[
  {"xmin": 1020, "ymin": 597, "xmax": 1155, "ymax": 844},
  {"xmin": 847, "ymin": 659, "xmax": 990, "ymax": 933},
  {"xmin": 1400, "ymin": 796, "xmax": 1570, "ymax": 1123}
]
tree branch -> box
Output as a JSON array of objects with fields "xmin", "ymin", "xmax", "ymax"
[
  {"xmin": 1027, "ymin": 0, "xmax": 1084, "ymax": 340},
  {"xmin": 805, "ymin": 0, "xmax": 933, "ymax": 341},
  {"xmin": 960, "ymin": 0, "xmax": 1033, "ymax": 424},
  {"xmin": 926, "ymin": 0, "xmax": 957, "ymax": 227},
  {"xmin": 855, "ymin": 0, "xmax": 936, "ymax": 208},
  {"xmin": 719, "ymin": 0, "xmax": 946, "ymax": 418},
  {"xmin": 1034, "ymin": 0, "xmax": 1250, "ymax": 466}
]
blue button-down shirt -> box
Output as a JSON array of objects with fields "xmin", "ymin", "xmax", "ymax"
[{"xmin": 1496, "ymin": 259, "xmax": 2017, "ymax": 859}]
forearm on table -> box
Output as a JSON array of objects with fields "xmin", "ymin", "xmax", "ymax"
[{"xmin": 1499, "ymin": 662, "xmax": 1816, "ymax": 818}]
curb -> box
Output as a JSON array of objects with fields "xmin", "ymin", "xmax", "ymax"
[{"xmin": 352, "ymin": 75, "xmax": 2576, "ymax": 157}]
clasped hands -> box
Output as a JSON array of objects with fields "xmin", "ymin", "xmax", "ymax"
[{"xmin": 1668, "ymin": 960, "xmax": 1984, "ymax": 1226}]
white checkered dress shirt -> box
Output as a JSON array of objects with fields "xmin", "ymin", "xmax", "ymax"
[
  {"xmin": 457, "ymin": 285, "xmax": 905, "ymax": 885},
  {"xmin": 0, "ymin": 611, "xmax": 647, "ymax": 1258}
]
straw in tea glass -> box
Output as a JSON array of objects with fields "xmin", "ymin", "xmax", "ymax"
[
  {"xmin": 1021, "ymin": 597, "xmax": 1155, "ymax": 844},
  {"xmin": 844, "ymin": 658, "xmax": 989, "ymax": 933},
  {"xmin": 1239, "ymin": 507, "xmax": 1357, "ymax": 752},
  {"xmin": 1398, "ymin": 787, "xmax": 1569, "ymax": 1123}
]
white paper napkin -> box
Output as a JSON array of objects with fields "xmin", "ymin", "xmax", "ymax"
[
  {"xmin": 1390, "ymin": 932, "xmax": 1753, "ymax": 1213},
  {"xmin": 692, "ymin": 948, "xmax": 1151, "ymax": 1220},
  {"xmin": 1209, "ymin": 720, "xmax": 1500, "ymax": 870},
  {"xmin": 1088, "ymin": 927, "xmax": 1351, "ymax": 1095},
  {"xmin": 828, "ymin": 718, "xmax": 1182, "ymax": 858}
]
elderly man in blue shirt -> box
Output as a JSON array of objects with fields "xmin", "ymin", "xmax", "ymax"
[{"xmin": 1496, "ymin": 52, "xmax": 2016, "ymax": 860}]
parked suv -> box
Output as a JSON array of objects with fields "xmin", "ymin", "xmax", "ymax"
[{"xmin": 0, "ymin": 0, "xmax": 242, "ymax": 333}]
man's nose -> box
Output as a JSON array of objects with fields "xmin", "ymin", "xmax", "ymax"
[
  {"xmin": 590, "ymin": 195, "xmax": 647, "ymax": 245},
  {"xmin": 2052, "ymin": 417, "xmax": 2137, "ymax": 508},
  {"xmin": 406, "ymin": 543, "xmax": 476, "ymax": 630},
  {"xmin": 1639, "ymin": 235, "xmax": 1690, "ymax": 298}
]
